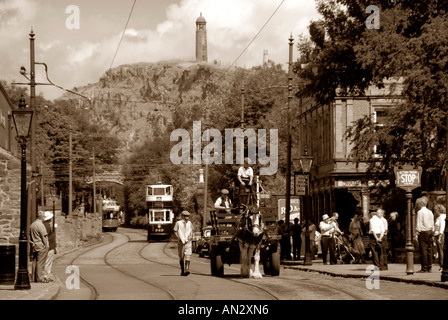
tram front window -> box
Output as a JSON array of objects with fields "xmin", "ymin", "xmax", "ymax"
[
  {"xmin": 152, "ymin": 211, "xmax": 166, "ymax": 222},
  {"xmin": 153, "ymin": 188, "xmax": 165, "ymax": 196}
]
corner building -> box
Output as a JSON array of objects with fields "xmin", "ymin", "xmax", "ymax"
[{"xmin": 296, "ymin": 79, "xmax": 403, "ymax": 229}]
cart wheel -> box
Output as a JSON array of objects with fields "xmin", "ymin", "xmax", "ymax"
[
  {"xmin": 210, "ymin": 246, "xmax": 224, "ymax": 277},
  {"xmin": 262, "ymin": 251, "xmax": 271, "ymax": 275},
  {"xmin": 270, "ymin": 250, "xmax": 280, "ymax": 276}
]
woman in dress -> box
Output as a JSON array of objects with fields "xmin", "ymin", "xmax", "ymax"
[{"xmin": 349, "ymin": 213, "xmax": 366, "ymax": 263}]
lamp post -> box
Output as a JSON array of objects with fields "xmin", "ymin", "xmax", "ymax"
[
  {"xmin": 285, "ymin": 33, "xmax": 294, "ymax": 241},
  {"xmin": 12, "ymin": 95, "xmax": 33, "ymax": 290},
  {"xmin": 300, "ymin": 146, "xmax": 313, "ymax": 266},
  {"xmin": 442, "ymin": 110, "xmax": 448, "ymax": 281}
]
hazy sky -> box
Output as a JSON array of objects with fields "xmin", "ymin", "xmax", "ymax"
[{"xmin": 0, "ymin": 0, "xmax": 321, "ymax": 100}]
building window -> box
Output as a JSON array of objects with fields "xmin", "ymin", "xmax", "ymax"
[{"xmin": 373, "ymin": 108, "xmax": 388, "ymax": 158}]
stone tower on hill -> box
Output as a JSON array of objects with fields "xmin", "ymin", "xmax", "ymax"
[{"xmin": 196, "ymin": 13, "xmax": 207, "ymax": 62}]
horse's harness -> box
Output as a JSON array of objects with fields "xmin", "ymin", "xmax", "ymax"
[{"xmin": 235, "ymin": 206, "xmax": 265, "ymax": 244}]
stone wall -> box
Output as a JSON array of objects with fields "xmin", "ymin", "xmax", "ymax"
[
  {"xmin": 0, "ymin": 146, "xmax": 102, "ymax": 255},
  {"xmin": 55, "ymin": 213, "xmax": 102, "ymax": 254},
  {"xmin": 0, "ymin": 148, "xmax": 21, "ymax": 245}
]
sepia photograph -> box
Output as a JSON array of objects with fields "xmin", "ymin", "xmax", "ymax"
[{"xmin": 0, "ymin": 0, "xmax": 447, "ymax": 313}]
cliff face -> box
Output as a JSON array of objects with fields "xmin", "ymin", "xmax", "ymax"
[{"xmin": 64, "ymin": 60, "xmax": 235, "ymax": 160}]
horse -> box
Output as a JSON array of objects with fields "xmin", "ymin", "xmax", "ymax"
[{"xmin": 234, "ymin": 205, "xmax": 266, "ymax": 278}]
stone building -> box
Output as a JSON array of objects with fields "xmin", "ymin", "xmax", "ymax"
[
  {"xmin": 295, "ymin": 79, "xmax": 404, "ymax": 229},
  {"xmin": 196, "ymin": 13, "xmax": 207, "ymax": 62},
  {"xmin": 0, "ymin": 82, "xmax": 21, "ymax": 245}
]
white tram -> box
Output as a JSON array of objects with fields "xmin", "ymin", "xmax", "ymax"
[
  {"xmin": 146, "ymin": 184, "xmax": 174, "ymax": 241},
  {"xmin": 102, "ymin": 198, "xmax": 120, "ymax": 232}
]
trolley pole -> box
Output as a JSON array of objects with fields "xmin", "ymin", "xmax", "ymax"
[{"xmin": 285, "ymin": 34, "xmax": 293, "ymax": 237}]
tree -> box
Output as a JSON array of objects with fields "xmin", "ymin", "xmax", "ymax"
[{"xmin": 296, "ymin": 0, "xmax": 448, "ymax": 190}]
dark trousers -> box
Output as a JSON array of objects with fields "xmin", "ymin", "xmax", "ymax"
[
  {"xmin": 321, "ymin": 236, "xmax": 336, "ymax": 264},
  {"xmin": 369, "ymin": 235, "xmax": 384, "ymax": 269},
  {"xmin": 435, "ymin": 234, "xmax": 444, "ymax": 267},
  {"xmin": 418, "ymin": 231, "xmax": 433, "ymax": 271},
  {"xmin": 292, "ymin": 236, "xmax": 302, "ymax": 260},
  {"xmin": 281, "ymin": 235, "xmax": 291, "ymax": 260},
  {"xmin": 380, "ymin": 235, "xmax": 388, "ymax": 269},
  {"xmin": 238, "ymin": 182, "xmax": 253, "ymax": 206}
]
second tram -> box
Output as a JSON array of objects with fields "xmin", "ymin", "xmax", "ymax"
[
  {"xmin": 146, "ymin": 184, "xmax": 174, "ymax": 241},
  {"xmin": 102, "ymin": 198, "xmax": 120, "ymax": 232}
]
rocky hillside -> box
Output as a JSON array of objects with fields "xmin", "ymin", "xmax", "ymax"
[{"xmin": 63, "ymin": 60, "xmax": 238, "ymax": 160}]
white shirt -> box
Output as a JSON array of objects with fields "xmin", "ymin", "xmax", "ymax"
[
  {"xmin": 434, "ymin": 214, "xmax": 446, "ymax": 236},
  {"xmin": 214, "ymin": 197, "xmax": 232, "ymax": 209},
  {"xmin": 381, "ymin": 217, "xmax": 388, "ymax": 234},
  {"xmin": 369, "ymin": 215, "xmax": 385, "ymax": 235},
  {"xmin": 416, "ymin": 207, "xmax": 434, "ymax": 233},
  {"xmin": 173, "ymin": 219, "xmax": 193, "ymax": 244},
  {"xmin": 319, "ymin": 220, "xmax": 334, "ymax": 237},
  {"xmin": 238, "ymin": 166, "xmax": 253, "ymax": 180}
]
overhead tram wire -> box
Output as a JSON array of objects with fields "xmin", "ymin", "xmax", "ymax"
[
  {"xmin": 218, "ymin": 0, "xmax": 286, "ymax": 82},
  {"xmin": 109, "ymin": 0, "xmax": 137, "ymax": 71}
]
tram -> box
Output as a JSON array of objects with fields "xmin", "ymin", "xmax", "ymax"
[
  {"xmin": 146, "ymin": 184, "xmax": 174, "ymax": 241},
  {"xmin": 102, "ymin": 198, "xmax": 120, "ymax": 232}
]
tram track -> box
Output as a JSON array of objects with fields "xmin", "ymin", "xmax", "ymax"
[
  {"xmin": 126, "ymin": 228, "xmax": 280, "ymax": 300},
  {"xmin": 132, "ymin": 229, "xmax": 374, "ymax": 300},
  {"xmin": 53, "ymin": 235, "xmax": 114, "ymax": 300},
  {"xmin": 55, "ymin": 227, "xmax": 374, "ymax": 300},
  {"xmin": 102, "ymin": 232, "xmax": 177, "ymax": 300}
]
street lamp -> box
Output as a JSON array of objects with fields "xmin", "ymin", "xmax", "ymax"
[
  {"xmin": 300, "ymin": 146, "xmax": 314, "ymax": 266},
  {"xmin": 12, "ymin": 95, "xmax": 33, "ymax": 290}
]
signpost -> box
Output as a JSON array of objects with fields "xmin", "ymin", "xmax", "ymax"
[
  {"xmin": 294, "ymin": 174, "xmax": 308, "ymax": 196},
  {"xmin": 394, "ymin": 165, "xmax": 422, "ymax": 275}
]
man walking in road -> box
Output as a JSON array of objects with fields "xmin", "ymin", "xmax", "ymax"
[
  {"xmin": 30, "ymin": 210, "xmax": 49, "ymax": 282},
  {"xmin": 174, "ymin": 211, "xmax": 194, "ymax": 276},
  {"xmin": 415, "ymin": 197, "xmax": 434, "ymax": 273}
]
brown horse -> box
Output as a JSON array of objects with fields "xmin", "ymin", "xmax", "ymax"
[{"xmin": 234, "ymin": 205, "xmax": 266, "ymax": 278}]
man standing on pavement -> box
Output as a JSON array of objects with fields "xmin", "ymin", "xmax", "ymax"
[
  {"xmin": 43, "ymin": 211, "xmax": 56, "ymax": 282},
  {"xmin": 319, "ymin": 214, "xmax": 336, "ymax": 265},
  {"xmin": 173, "ymin": 211, "xmax": 194, "ymax": 276},
  {"xmin": 369, "ymin": 209, "xmax": 386, "ymax": 270},
  {"xmin": 30, "ymin": 210, "xmax": 49, "ymax": 282},
  {"xmin": 415, "ymin": 197, "xmax": 434, "ymax": 273},
  {"xmin": 377, "ymin": 209, "xmax": 388, "ymax": 270},
  {"xmin": 291, "ymin": 218, "xmax": 302, "ymax": 260}
]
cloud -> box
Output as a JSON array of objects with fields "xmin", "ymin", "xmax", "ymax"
[{"xmin": 0, "ymin": 0, "xmax": 321, "ymax": 100}]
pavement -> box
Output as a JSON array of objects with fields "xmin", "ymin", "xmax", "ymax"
[
  {"xmin": 282, "ymin": 259, "xmax": 448, "ymax": 290},
  {"xmin": 1, "ymin": 254, "xmax": 447, "ymax": 300}
]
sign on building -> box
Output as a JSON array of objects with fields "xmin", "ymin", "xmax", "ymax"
[{"xmin": 278, "ymin": 197, "xmax": 300, "ymax": 222}]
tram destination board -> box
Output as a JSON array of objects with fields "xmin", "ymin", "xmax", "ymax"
[{"xmin": 394, "ymin": 166, "xmax": 422, "ymax": 192}]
